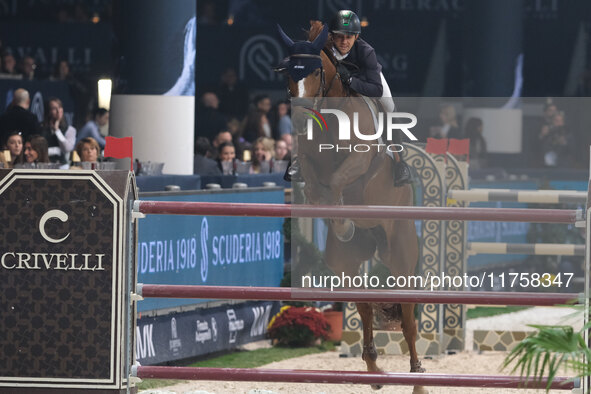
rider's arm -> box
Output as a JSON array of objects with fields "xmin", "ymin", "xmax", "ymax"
[{"xmin": 349, "ymin": 40, "xmax": 383, "ymax": 97}]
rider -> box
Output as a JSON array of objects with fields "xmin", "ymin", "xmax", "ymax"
[
  {"xmin": 285, "ymin": 10, "xmax": 412, "ymax": 186},
  {"xmin": 329, "ymin": 9, "xmax": 411, "ymax": 186}
]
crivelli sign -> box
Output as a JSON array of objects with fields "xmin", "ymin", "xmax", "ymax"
[
  {"xmin": 0, "ymin": 169, "xmax": 136, "ymax": 393},
  {"xmin": 1, "ymin": 209, "xmax": 107, "ymax": 271}
]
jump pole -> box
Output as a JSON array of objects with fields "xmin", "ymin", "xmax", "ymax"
[
  {"xmin": 132, "ymin": 366, "xmax": 577, "ymax": 390},
  {"xmin": 136, "ymin": 284, "xmax": 581, "ymax": 306},
  {"xmin": 134, "ymin": 201, "xmax": 580, "ymax": 223}
]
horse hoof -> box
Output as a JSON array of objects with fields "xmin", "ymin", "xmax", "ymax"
[
  {"xmin": 371, "ymin": 384, "xmax": 383, "ymax": 390},
  {"xmin": 411, "ymin": 361, "xmax": 426, "ymax": 373}
]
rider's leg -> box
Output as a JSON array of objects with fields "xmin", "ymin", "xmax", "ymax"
[{"xmin": 380, "ymin": 72, "xmax": 412, "ymax": 186}]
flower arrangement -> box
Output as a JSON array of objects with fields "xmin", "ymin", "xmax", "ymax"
[{"xmin": 267, "ymin": 306, "xmax": 331, "ymax": 347}]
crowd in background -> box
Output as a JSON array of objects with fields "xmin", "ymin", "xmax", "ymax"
[
  {"xmin": 195, "ymin": 67, "xmax": 293, "ymax": 176},
  {"xmin": 0, "ymin": 88, "xmax": 109, "ymax": 169}
]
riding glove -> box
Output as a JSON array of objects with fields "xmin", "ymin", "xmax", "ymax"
[{"xmin": 337, "ymin": 63, "xmax": 352, "ymax": 85}]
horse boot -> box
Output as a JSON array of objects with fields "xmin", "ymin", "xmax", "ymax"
[
  {"xmin": 394, "ymin": 159, "xmax": 412, "ymax": 187},
  {"xmin": 283, "ymin": 156, "xmax": 303, "ymax": 182}
]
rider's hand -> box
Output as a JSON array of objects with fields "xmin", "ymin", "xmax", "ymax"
[{"xmin": 337, "ymin": 63, "xmax": 352, "ymax": 85}]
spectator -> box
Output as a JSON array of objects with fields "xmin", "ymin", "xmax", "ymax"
[
  {"xmin": 254, "ymin": 94, "xmax": 272, "ymax": 115},
  {"xmin": 195, "ymin": 92, "xmax": 227, "ymax": 142},
  {"xmin": 281, "ymin": 133, "xmax": 293, "ymax": 152},
  {"xmin": 540, "ymin": 111, "xmax": 572, "ymax": 167},
  {"xmin": 24, "ymin": 134, "xmax": 49, "ymax": 164},
  {"xmin": 251, "ymin": 137, "xmax": 274, "ymax": 174},
  {"xmin": 0, "ymin": 88, "xmax": 40, "ymax": 143},
  {"xmin": 49, "ymin": 59, "xmax": 71, "ymax": 81},
  {"xmin": 194, "ymin": 136, "xmax": 221, "ymax": 175},
  {"xmin": 430, "ymin": 105, "xmax": 461, "ymax": 139},
  {"xmin": 241, "ymin": 109, "xmax": 271, "ymax": 142},
  {"xmin": 274, "ymin": 138, "xmax": 290, "ymax": 161},
  {"xmin": 40, "ymin": 97, "xmax": 76, "ymax": 165},
  {"xmin": 76, "ymin": 108, "xmax": 108, "ymax": 148},
  {"xmin": 464, "ymin": 117, "xmax": 487, "ymax": 169},
  {"xmin": 274, "ymin": 100, "xmax": 292, "ymax": 136},
  {"xmin": 49, "ymin": 59, "xmax": 90, "ymax": 129},
  {"xmin": 217, "ymin": 141, "xmax": 236, "ymax": 175},
  {"xmin": 75, "ymin": 137, "xmax": 100, "ymax": 163},
  {"xmin": 20, "ymin": 56, "xmax": 37, "ymax": 80},
  {"xmin": 3, "ymin": 131, "xmax": 25, "ymax": 167},
  {"xmin": 1, "ymin": 53, "xmax": 18, "ymax": 76},
  {"xmin": 216, "ymin": 67, "xmax": 249, "ymax": 121}
]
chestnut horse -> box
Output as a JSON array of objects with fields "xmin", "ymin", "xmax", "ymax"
[{"xmin": 276, "ymin": 21, "xmax": 424, "ymax": 389}]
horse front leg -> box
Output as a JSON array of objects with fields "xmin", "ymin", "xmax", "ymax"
[
  {"xmin": 401, "ymin": 303, "xmax": 425, "ymax": 373},
  {"xmin": 356, "ymin": 302, "xmax": 383, "ymax": 390}
]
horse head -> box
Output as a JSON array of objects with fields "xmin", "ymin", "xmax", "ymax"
[{"xmin": 275, "ymin": 23, "xmax": 332, "ymax": 99}]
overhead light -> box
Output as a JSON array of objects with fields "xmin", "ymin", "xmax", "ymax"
[
  {"xmin": 226, "ymin": 14, "xmax": 234, "ymax": 26},
  {"xmin": 91, "ymin": 12, "xmax": 100, "ymax": 23},
  {"xmin": 361, "ymin": 17, "xmax": 369, "ymax": 28},
  {"xmin": 98, "ymin": 79, "xmax": 112, "ymax": 110}
]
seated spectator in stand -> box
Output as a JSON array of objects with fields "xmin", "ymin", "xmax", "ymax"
[
  {"xmin": 216, "ymin": 67, "xmax": 249, "ymax": 121},
  {"xmin": 49, "ymin": 59, "xmax": 89, "ymax": 128},
  {"xmin": 211, "ymin": 130, "xmax": 232, "ymax": 157},
  {"xmin": 274, "ymin": 138, "xmax": 290, "ymax": 161},
  {"xmin": 254, "ymin": 94, "xmax": 272, "ymax": 115},
  {"xmin": 429, "ymin": 105, "xmax": 461, "ymax": 139},
  {"xmin": 24, "ymin": 134, "xmax": 50, "ymax": 165},
  {"xmin": 281, "ymin": 133, "xmax": 293, "ymax": 152},
  {"xmin": 251, "ymin": 137, "xmax": 274, "ymax": 174},
  {"xmin": 540, "ymin": 111, "xmax": 572, "ymax": 167},
  {"xmin": 0, "ymin": 53, "xmax": 19, "ymax": 77},
  {"xmin": 50, "ymin": 59, "xmax": 70, "ymax": 81},
  {"xmin": 3, "ymin": 131, "xmax": 25, "ymax": 168},
  {"xmin": 195, "ymin": 92, "xmax": 227, "ymax": 142},
  {"xmin": 194, "ymin": 136, "xmax": 221, "ymax": 175},
  {"xmin": 75, "ymin": 137, "xmax": 100, "ymax": 163},
  {"xmin": 41, "ymin": 97, "xmax": 76, "ymax": 166},
  {"xmin": 241, "ymin": 109, "xmax": 271, "ymax": 142},
  {"xmin": 464, "ymin": 117, "xmax": 487, "ymax": 169},
  {"xmin": 76, "ymin": 108, "xmax": 108, "ymax": 148},
  {"xmin": 216, "ymin": 141, "xmax": 236, "ymax": 175},
  {"xmin": 270, "ymin": 100, "xmax": 291, "ymax": 136},
  {"xmin": 20, "ymin": 56, "xmax": 37, "ymax": 81},
  {"xmin": 0, "ymin": 88, "xmax": 41, "ymax": 143}
]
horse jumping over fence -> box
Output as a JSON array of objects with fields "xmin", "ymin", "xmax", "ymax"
[{"xmin": 276, "ymin": 21, "xmax": 424, "ymax": 390}]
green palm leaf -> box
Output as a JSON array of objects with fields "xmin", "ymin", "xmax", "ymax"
[{"xmin": 503, "ymin": 324, "xmax": 589, "ymax": 391}]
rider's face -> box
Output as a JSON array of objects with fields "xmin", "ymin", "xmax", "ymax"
[{"xmin": 332, "ymin": 33, "xmax": 358, "ymax": 55}]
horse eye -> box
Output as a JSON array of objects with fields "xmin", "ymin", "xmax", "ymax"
[{"xmin": 314, "ymin": 69, "xmax": 321, "ymax": 76}]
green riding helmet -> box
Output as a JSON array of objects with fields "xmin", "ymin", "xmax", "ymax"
[{"xmin": 329, "ymin": 10, "xmax": 361, "ymax": 35}]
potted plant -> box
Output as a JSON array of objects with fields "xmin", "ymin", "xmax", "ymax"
[
  {"xmin": 268, "ymin": 305, "xmax": 330, "ymax": 347},
  {"xmin": 323, "ymin": 302, "xmax": 343, "ymax": 341}
]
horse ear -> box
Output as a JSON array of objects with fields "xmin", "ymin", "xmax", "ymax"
[
  {"xmin": 311, "ymin": 25, "xmax": 328, "ymax": 52},
  {"xmin": 277, "ymin": 24, "xmax": 294, "ymax": 47}
]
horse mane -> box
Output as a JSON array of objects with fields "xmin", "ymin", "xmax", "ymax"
[{"xmin": 307, "ymin": 20, "xmax": 337, "ymax": 66}]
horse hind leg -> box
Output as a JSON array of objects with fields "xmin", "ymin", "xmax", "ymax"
[{"xmin": 356, "ymin": 302, "xmax": 384, "ymax": 390}]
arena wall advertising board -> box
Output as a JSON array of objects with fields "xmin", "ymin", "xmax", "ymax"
[{"xmin": 137, "ymin": 188, "xmax": 285, "ymax": 313}]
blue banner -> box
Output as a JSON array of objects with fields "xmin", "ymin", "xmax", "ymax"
[
  {"xmin": 136, "ymin": 301, "xmax": 280, "ymax": 365},
  {"xmin": 137, "ymin": 189, "xmax": 285, "ymax": 312}
]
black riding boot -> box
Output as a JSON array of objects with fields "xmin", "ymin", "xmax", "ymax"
[
  {"xmin": 284, "ymin": 157, "xmax": 302, "ymax": 182},
  {"xmin": 394, "ymin": 160, "xmax": 412, "ymax": 186}
]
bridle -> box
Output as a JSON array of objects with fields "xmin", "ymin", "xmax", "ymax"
[{"xmin": 286, "ymin": 53, "xmax": 341, "ymax": 103}]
